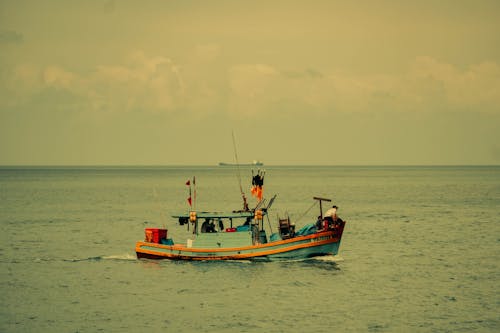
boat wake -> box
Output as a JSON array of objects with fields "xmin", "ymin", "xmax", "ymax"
[
  {"xmin": 268, "ymin": 255, "xmax": 344, "ymax": 264},
  {"xmin": 286, "ymin": 255, "xmax": 343, "ymax": 271},
  {"xmin": 312, "ymin": 255, "xmax": 344, "ymax": 262},
  {"xmin": 64, "ymin": 253, "xmax": 137, "ymax": 262},
  {"xmin": 101, "ymin": 253, "xmax": 137, "ymax": 261},
  {"xmin": 63, "ymin": 254, "xmax": 343, "ymax": 264}
]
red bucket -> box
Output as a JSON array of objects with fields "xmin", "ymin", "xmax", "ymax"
[{"xmin": 145, "ymin": 228, "xmax": 168, "ymax": 243}]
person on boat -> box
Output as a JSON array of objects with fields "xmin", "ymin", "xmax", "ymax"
[
  {"xmin": 208, "ymin": 220, "xmax": 216, "ymax": 232},
  {"xmin": 201, "ymin": 219, "xmax": 217, "ymax": 233},
  {"xmin": 324, "ymin": 205, "xmax": 343, "ymax": 228},
  {"xmin": 315, "ymin": 215, "xmax": 323, "ymax": 230},
  {"xmin": 201, "ymin": 219, "xmax": 210, "ymax": 233},
  {"xmin": 332, "ymin": 210, "xmax": 344, "ymax": 227}
]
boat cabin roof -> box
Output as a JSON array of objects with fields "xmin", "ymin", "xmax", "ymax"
[{"xmin": 172, "ymin": 210, "xmax": 267, "ymax": 219}]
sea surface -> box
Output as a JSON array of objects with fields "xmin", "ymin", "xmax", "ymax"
[{"xmin": 0, "ymin": 166, "xmax": 499, "ymax": 333}]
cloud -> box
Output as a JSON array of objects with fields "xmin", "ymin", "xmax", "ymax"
[
  {"xmin": 229, "ymin": 64, "xmax": 278, "ymax": 95},
  {"xmin": 194, "ymin": 43, "xmax": 221, "ymax": 63},
  {"xmin": 1, "ymin": 51, "xmax": 187, "ymax": 113},
  {"xmin": 43, "ymin": 66, "xmax": 76, "ymax": 88},
  {"xmin": 282, "ymin": 68, "xmax": 324, "ymax": 80},
  {"xmin": 87, "ymin": 52, "xmax": 186, "ymax": 113},
  {"xmin": 1, "ymin": 54, "xmax": 499, "ymax": 117},
  {"xmin": 0, "ymin": 30, "xmax": 24, "ymax": 44},
  {"xmin": 228, "ymin": 64, "xmax": 295, "ymax": 115},
  {"xmin": 407, "ymin": 56, "xmax": 500, "ymax": 112}
]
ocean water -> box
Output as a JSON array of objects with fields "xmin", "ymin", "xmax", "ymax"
[{"xmin": 0, "ymin": 166, "xmax": 499, "ymax": 333}]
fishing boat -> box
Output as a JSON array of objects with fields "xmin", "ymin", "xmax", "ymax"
[{"xmin": 135, "ymin": 173, "xmax": 346, "ymax": 261}]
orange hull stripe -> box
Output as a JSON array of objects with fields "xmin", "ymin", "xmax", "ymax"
[
  {"xmin": 136, "ymin": 235, "xmax": 339, "ymax": 260},
  {"xmin": 136, "ymin": 231, "xmax": 337, "ymax": 253}
]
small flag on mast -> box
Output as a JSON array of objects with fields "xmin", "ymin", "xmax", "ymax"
[
  {"xmin": 186, "ymin": 179, "xmax": 192, "ymax": 206},
  {"xmin": 193, "ymin": 176, "xmax": 196, "ymax": 210}
]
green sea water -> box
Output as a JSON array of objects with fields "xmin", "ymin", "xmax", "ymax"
[{"xmin": 0, "ymin": 166, "xmax": 499, "ymax": 332}]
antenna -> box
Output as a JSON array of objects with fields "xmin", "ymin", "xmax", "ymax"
[{"xmin": 232, "ymin": 131, "xmax": 249, "ymax": 211}]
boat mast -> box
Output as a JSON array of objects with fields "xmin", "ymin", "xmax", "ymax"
[
  {"xmin": 313, "ymin": 197, "xmax": 332, "ymax": 218},
  {"xmin": 232, "ymin": 131, "xmax": 249, "ymax": 211}
]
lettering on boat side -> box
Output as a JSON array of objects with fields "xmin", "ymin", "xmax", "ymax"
[{"xmin": 312, "ymin": 236, "xmax": 331, "ymax": 242}]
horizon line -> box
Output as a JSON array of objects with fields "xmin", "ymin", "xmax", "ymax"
[{"xmin": 0, "ymin": 164, "xmax": 499, "ymax": 168}]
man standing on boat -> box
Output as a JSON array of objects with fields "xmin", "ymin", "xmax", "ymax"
[{"xmin": 324, "ymin": 205, "xmax": 343, "ymax": 228}]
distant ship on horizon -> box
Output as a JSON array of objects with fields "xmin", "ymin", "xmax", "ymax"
[{"xmin": 218, "ymin": 160, "xmax": 264, "ymax": 167}]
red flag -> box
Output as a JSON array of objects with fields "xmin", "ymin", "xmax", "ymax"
[
  {"xmin": 186, "ymin": 179, "xmax": 192, "ymax": 206},
  {"xmin": 192, "ymin": 176, "xmax": 196, "ymax": 210}
]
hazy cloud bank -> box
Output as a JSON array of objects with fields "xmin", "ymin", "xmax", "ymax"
[{"xmin": 1, "ymin": 53, "xmax": 499, "ymax": 117}]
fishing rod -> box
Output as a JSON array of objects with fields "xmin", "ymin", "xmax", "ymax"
[{"xmin": 232, "ymin": 131, "xmax": 249, "ymax": 211}]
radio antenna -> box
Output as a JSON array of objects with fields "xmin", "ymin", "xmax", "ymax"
[{"xmin": 232, "ymin": 131, "xmax": 249, "ymax": 211}]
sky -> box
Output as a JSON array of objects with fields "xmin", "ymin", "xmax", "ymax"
[{"xmin": 1, "ymin": 0, "xmax": 499, "ymax": 165}]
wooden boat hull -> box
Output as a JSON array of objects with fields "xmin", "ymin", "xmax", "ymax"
[{"xmin": 136, "ymin": 230, "xmax": 342, "ymax": 261}]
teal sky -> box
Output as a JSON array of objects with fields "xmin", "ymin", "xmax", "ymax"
[{"xmin": 1, "ymin": 0, "xmax": 499, "ymax": 165}]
